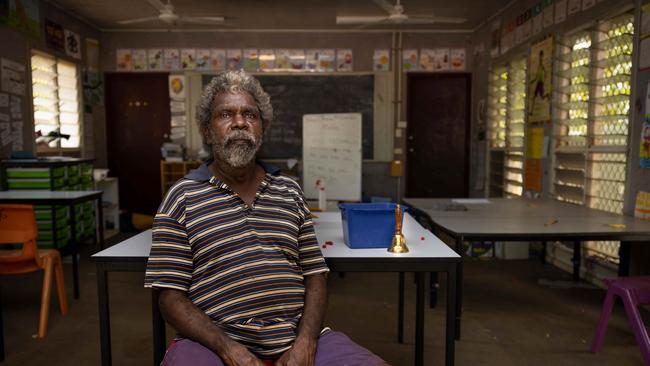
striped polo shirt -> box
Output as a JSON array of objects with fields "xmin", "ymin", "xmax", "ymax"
[{"xmin": 144, "ymin": 162, "xmax": 329, "ymax": 357}]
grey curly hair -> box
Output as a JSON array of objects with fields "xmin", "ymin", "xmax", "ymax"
[{"xmin": 197, "ymin": 70, "xmax": 273, "ymax": 160}]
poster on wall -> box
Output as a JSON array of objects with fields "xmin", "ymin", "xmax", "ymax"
[
  {"xmin": 567, "ymin": 0, "xmax": 581, "ymax": 15},
  {"xmin": 403, "ymin": 49, "xmax": 418, "ymax": 71},
  {"xmin": 64, "ymin": 29, "xmax": 81, "ymax": 59},
  {"xmin": 555, "ymin": 0, "xmax": 567, "ymax": 24},
  {"xmin": 86, "ymin": 38, "xmax": 100, "ymax": 72},
  {"xmin": 226, "ymin": 49, "xmax": 242, "ymax": 70},
  {"xmin": 210, "ymin": 49, "xmax": 226, "ymax": 71},
  {"xmin": 373, "ymin": 49, "xmax": 390, "ymax": 71},
  {"xmin": 164, "ymin": 49, "xmax": 180, "ymax": 70},
  {"xmin": 337, "ymin": 49, "xmax": 353, "ymax": 72},
  {"xmin": 640, "ymin": 117, "xmax": 650, "ymax": 168},
  {"xmin": 243, "ymin": 49, "xmax": 259, "ymax": 72},
  {"xmin": 1, "ymin": 58, "xmax": 26, "ymax": 96},
  {"xmin": 289, "ymin": 49, "xmax": 305, "ymax": 70},
  {"xmin": 259, "ymin": 49, "xmax": 275, "ymax": 71},
  {"xmin": 433, "ymin": 48, "xmax": 450, "ymax": 71},
  {"xmin": 116, "ymin": 49, "xmax": 132, "ymax": 71},
  {"xmin": 168, "ymin": 75, "xmax": 186, "ymax": 100},
  {"xmin": 196, "ymin": 49, "xmax": 211, "ymax": 71},
  {"xmin": 524, "ymin": 159, "xmax": 543, "ymax": 192},
  {"xmin": 419, "ymin": 49, "xmax": 434, "ymax": 71},
  {"xmin": 132, "ymin": 49, "xmax": 147, "ymax": 71},
  {"xmin": 44, "ymin": 19, "xmax": 65, "ymax": 52},
  {"xmin": 543, "ymin": 0, "xmax": 554, "ymax": 28},
  {"xmin": 148, "ymin": 48, "xmax": 163, "ymax": 70},
  {"xmin": 7, "ymin": 0, "xmax": 40, "ymax": 38},
  {"xmin": 634, "ymin": 191, "xmax": 650, "ymax": 219},
  {"xmin": 305, "ymin": 49, "xmax": 318, "ymax": 71},
  {"xmin": 318, "ymin": 49, "xmax": 335, "ymax": 72},
  {"xmin": 450, "ymin": 48, "xmax": 466, "ymax": 70},
  {"xmin": 528, "ymin": 36, "xmax": 553, "ymax": 123},
  {"xmin": 181, "ymin": 49, "xmax": 196, "ymax": 70},
  {"xmin": 276, "ymin": 49, "xmax": 291, "ymax": 70}
]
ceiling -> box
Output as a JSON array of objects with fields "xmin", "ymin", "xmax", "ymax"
[{"xmin": 50, "ymin": 0, "xmax": 513, "ymax": 32}]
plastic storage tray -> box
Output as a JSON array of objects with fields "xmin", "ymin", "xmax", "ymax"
[{"xmin": 338, "ymin": 203, "xmax": 401, "ymax": 249}]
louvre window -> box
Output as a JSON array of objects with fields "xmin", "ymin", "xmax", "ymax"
[{"xmin": 31, "ymin": 52, "xmax": 81, "ymax": 149}]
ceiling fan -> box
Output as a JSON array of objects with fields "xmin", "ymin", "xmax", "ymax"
[
  {"xmin": 118, "ymin": 0, "xmax": 225, "ymax": 26},
  {"xmin": 336, "ymin": 0, "xmax": 466, "ymax": 26}
]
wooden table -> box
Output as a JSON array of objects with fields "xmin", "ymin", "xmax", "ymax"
[{"xmin": 91, "ymin": 212, "xmax": 460, "ymax": 366}]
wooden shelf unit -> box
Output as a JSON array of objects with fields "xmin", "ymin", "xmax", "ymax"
[{"xmin": 160, "ymin": 160, "xmax": 202, "ymax": 198}]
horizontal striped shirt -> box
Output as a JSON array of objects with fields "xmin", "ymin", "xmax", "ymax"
[{"xmin": 144, "ymin": 162, "xmax": 329, "ymax": 356}]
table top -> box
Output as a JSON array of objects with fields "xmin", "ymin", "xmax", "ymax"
[
  {"xmin": 404, "ymin": 197, "xmax": 650, "ymax": 238},
  {"xmin": 0, "ymin": 190, "xmax": 102, "ymax": 200},
  {"xmin": 92, "ymin": 212, "xmax": 460, "ymax": 261}
]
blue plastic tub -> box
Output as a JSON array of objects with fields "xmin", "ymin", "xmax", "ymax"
[{"xmin": 338, "ymin": 203, "xmax": 401, "ymax": 249}]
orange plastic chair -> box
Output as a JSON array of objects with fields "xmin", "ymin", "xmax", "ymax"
[{"xmin": 0, "ymin": 204, "xmax": 68, "ymax": 338}]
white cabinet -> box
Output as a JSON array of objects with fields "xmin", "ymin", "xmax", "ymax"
[{"xmin": 95, "ymin": 177, "xmax": 120, "ymax": 239}]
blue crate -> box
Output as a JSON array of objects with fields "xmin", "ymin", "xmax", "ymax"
[{"xmin": 338, "ymin": 203, "xmax": 402, "ymax": 248}]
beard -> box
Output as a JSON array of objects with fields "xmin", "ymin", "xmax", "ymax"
[{"xmin": 212, "ymin": 129, "xmax": 262, "ymax": 168}]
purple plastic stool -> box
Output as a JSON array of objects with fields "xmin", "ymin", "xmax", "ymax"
[{"xmin": 590, "ymin": 276, "xmax": 650, "ymax": 365}]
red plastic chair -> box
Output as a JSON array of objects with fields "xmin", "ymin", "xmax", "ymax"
[
  {"xmin": 590, "ymin": 276, "xmax": 650, "ymax": 365},
  {"xmin": 0, "ymin": 204, "xmax": 68, "ymax": 338}
]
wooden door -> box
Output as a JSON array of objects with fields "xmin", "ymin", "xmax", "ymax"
[
  {"xmin": 406, "ymin": 73, "xmax": 471, "ymax": 198},
  {"xmin": 105, "ymin": 73, "xmax": 170, "ymax": 215}
]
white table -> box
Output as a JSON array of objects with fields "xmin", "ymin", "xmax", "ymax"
[
  {"xmin": 92, "ymin": 212, "xmax": 460, "ymax": 366},
  {"xmin": 404, "ymin": 197, "xmax": 650, "ymax": 340}
]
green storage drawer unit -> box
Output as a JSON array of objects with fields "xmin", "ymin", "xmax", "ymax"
[
  {"xmin": 36, "ymin": 237, "xmax": 70, "ymax": 249},
  {"xmin": 5, "ymin": 167, "xmax": 66, "ymax": 179},
  {"xmin": 81, "ymin": 163, "xmax": 93, "ymax": 176},
  {"xmin": 68, "ymin": 176, "xmax": 79, "ymax": 186},
  {"xmin": 37, "ymin": 226, "xmax": 70, "ymax": 242},
  {"xmin": 36, "ymin": 217, "xmax": 69, "ymax": 231},
  {"xmin": 67, "ymin": 164, "xmax": 80, "ymax": 177},
  {"xmin": 7, "ymin": 178, "xmax": 67, "ymax": 190},
  {"xmin": 34, "ymin": 206, "xmax": 69, "ymax": 221}
]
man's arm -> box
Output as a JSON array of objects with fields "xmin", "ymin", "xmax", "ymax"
[
  {"xmin": 158, "ymin": 288, "xmax": 265, "ymax": 366},
  {"xmin": 276, "ymin": 272, "xmax": 328, "ymax": 366}
]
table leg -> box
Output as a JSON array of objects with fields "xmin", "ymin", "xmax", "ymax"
[
  {"xmin": 572, "ymin": 241, "xmax": 581, "ymax": 282},
  {"xmin": 541, "ymin": 241, "xmax": 547, "ymax": 264},
  {"xmin": 414, "ymin": 272, "xmax": 425, "ymax": 366},
  {"xmin": 152, "ymin": 291, "xmax": 166, "ymax": 366},
  {"xmin": 70, "ymin": 204, "xmax": 79, "ymax": 299},
  {"xmin": 398, "ymin": 272, "xmax": 404, "ymax": 344},
  {"xmin": 445, "ymin": 266, "xmax": 457, "ymax": 366},
  {"xmin": 97, "ymin": 263, "xmax": 112, "ymax": 366},
  {"xmin": 454, "ymin": 236, "xmax": 463, "ymax": 340},
  {"xmin": 97, "ymin": 197, "xmax": 105, "ymax": 250},
  {"xmin": 430, "ymin": 272, "xmax": 438, "ymax": 308},
  {"xmin": 618, "ymin": 242, "xmax": 631, "ymax": 277}
]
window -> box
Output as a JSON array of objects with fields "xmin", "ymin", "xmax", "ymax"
[
  {"xmin": 487, "ymin": 57, "xmax": 527, "ymax": 197},
  {"xmin": 553, "ymin": 13, "xmax": 634, "ymax": 264},
  {"xmin": 31, "ymin": 52, "xmax": 81, "ymax": 149}
]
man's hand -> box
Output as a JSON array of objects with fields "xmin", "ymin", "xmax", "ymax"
[
  {"xmin": 221, "ymin": 341, "xmax": 266, "ymax": 366},
  {"xmin": 275, "ymin": 336, "xmax": 317, "ymax": 366}
]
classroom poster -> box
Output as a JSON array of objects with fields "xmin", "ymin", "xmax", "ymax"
[
  {"xmin": 640, "ymin": 117, "xmax": 650, "ymax": 168},
  {"xmin": 373, "ymin": 49, "xmax": 390, "ymax": 71},
  {"xmin": 555, "ymin": 0, "xmax": 567, "ymax": 24},
  {"xmin": 450, "ymin": 49, "xmax": 466, "ymax": 70},
  {"xmin": 528, "ymin": 37, "xmax": 553, "ymax": 123},
  {"xmin": 305, "ymin": 50, "xmax": 318, "ymax": 71},
  {"xmin": 181, "ymin": 49, "xmax": 196, "ymax": 70},
  {"xmin": 148, "ymin": 49, "xmax": 163, "ymax": 70},
  {"xmin": 634, "ymin": 191, "xmax": 650, "ymax": 220},
  {"xmin": 524, "ymin": 159, "xmax": 543, "ymax": 192},
  {"xmin": 86, "ymin": 38, "xmax": 100, "ymax": 72},
  {"xmin": 543, "ymin": 0, "xmax": 554, "ymax": 28},
  {"xmin": 64, "ymin": 29, "xmax": 81, "ymax": 59},
  {"xmin": 0, "ymin": 58, "xmax": 26, "ymax": 96},
  {"xmin": 168, "ymin": 75, "xmax": 185, "ymax": 100},
  {"xmin": 226, "ymin": 49, "xmax": 242, "ymax": 70},
  {"xmin": 196, "ymin": 49, "xmax": 211, "ymax": 71},
  {"xmin": 276, "ymin": 49, "xmax": 291, "ymax": 70},
  {"xmin": 337, "ymin": 49, "xmax": 353, "ymax": 72},
  {"xmin": 259, "ymin": 49, "xmax": 275, "ymax": 71},
  {"xmin": 402, "ymin": 49, "xmax": 418, "ymax": 71},
  {"xmin": 289, "ymin": 49, "xmax": 305, "ymax": 70},
  {"xmin": 164, "ymin": 49, "xmax": 180, "ymax": 70},
  {"xmin": 419, "ymin": 49, "xmax": 434, "ymax": 71},
  {"xmin": 210, "ymin": 49, "xmax": 226, "ymax": 71},
  {"xmin": 567, "ymin": 0, "xmax": 581, "ymax": 15},
  {"xmin": 434, "ymin": 49, "xmax": 450, "ymax": 71},
  {"xmin": 526, "ymin": 127, "xmax": 545, "ymax": 159},
  {"xmin": 44, "ymin": 19, "xmax": 65, "ymax": 52},
  {"xmin": 243, "ymin": 49, "xmax": 259, "ymax": 72},
  {"xmin": 116, "ymin": 49, "xmax": 132, "ymax": 71},
  {"xmin": 131, "ymin": 49, "xmax": 147, "ymax": 71},
  {"xmin": 318, "ymin": 49, "xmax": 335, "ymax": 72}
]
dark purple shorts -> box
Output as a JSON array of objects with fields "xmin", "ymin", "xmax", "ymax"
[{"xmin": 161, "ymin": 330, "xmax": 386, "ymax": 366}]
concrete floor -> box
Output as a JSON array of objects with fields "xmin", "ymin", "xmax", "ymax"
[{"xmin": 0, "ymin": 235, "xmax": 647, "ymax": 366}]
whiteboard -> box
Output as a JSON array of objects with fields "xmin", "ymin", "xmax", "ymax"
[{"xmin": 303, "ymin": 113, "xmax": 362, "ymax": 201}]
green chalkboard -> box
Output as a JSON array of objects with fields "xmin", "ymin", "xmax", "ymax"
[{"xmin": 201, "ymin": 74, "xmax": 374, "ymax": 159}]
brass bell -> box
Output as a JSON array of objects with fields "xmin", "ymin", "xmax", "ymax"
[{"xmin": 388, "ymin": 204, "xmax": 409, "ymax": 253}]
